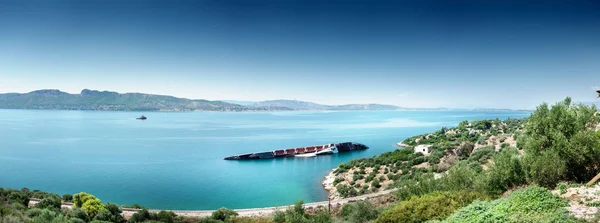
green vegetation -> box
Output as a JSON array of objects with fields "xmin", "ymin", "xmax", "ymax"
[
  {"xmin": 340, "ymin": 201, "xmax": 379, "ymax": 223},
  {"xmin": 332, "ymin": 115, "xmax": 529, "ymax": 198},
  {"xmin": 375, "ymin": 191, "xmax": 489, "ymax": 223},
  {"xmin": 520, "ymin": 97, "xmax": 600, "ymax": 187},
  {"xmin": 269, "ymin": 200, "xmax": 333, "ymax": 223},
  {"xmin": 73, "ymin": 192, "xmax": 105, "ymax": 218},
  {"xmin": 329, "ymin": 97, "xmax": 599, "ymax": 222},
  {"xmin": 441, "ymin": 187, "xmax": 577, "ymax": 223},
  {"xmin": 129, "ymin": 209, "xmax": 185, "ymax": 223}
]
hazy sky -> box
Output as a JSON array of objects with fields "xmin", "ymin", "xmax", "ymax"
[{"xmin": 1, "ymin": 0, "xmax": 599, "ymax": 109}]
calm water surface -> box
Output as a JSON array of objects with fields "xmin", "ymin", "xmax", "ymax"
[{"xmin": 0, "ymin": 109, "xmax": 529, "ymax": 209}]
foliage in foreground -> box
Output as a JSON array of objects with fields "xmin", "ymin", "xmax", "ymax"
[
  {"xmin": 340, "ymin": 201, "xmax": 379, "ymax": 223},
  {"xmin": 440, "ymin": 186, "xmax": 578, "ymax": 223},
  {"xmin": 375, "ymin": 191, "xmax": 489, "ymax": 223},
  {"xmin": 520, "ymin": 97, "xmax": 600, "ymax": 188}
]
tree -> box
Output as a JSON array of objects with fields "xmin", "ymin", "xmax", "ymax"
[
  {"xmin": 211, "ymin": 207, "xmax": 238, "ymax": 221},
  {"xmin": 93, "ymin": 209, "xmax": 114, "ymax": 222},
  {"xmin": 82, "ymin": 198, "xmax": 104, "ymax": 219},
  {"xmin": 67, "ymin": 208, "xmax": 89, "ymax": 222},
  {"xmin": 8, "ymin": 191, "xmax": 29, "ymax": 207},
  {"xmin": 62, "ymin": 194, "xmax": 73, "ymax": 202},
  {"xmin": 35, "ymin": 196, "xmax": 61, "ymax": 210},
  {"xmin": 156, "ymin": 211, "xmax": 178, "ymax": 223},
  {"xmin": 72, "ymin": 192, "xmax": 95, "ymax": 208},
  {"xmin": 521, "ymin": 98, "xmax": 600, "ymax": 187},
  {"xmin": 93, "ymin": 203, "xmax": 123, "ymax": 223},
  {"xmin": 485, "ymin": 148, "xmax": 526, "ymax": 195},
  {"xmin": 72, "ymin": 192, "xmax": 105, "ymax": 218},
  {"xmin": 458, "ymin": 120, "xmax": 469, "ymax": 130},
  {"xmin": 128, "ymin": 209, "xmax": 151, "ymax": 223}
]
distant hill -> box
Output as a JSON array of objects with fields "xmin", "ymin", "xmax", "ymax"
[
  {"xmin": 249, "ymin": 100, "xmax": 401, "ymax": 110},
  {"xmin": 222, "ymin": 100, "xmax": 256, "ymax": 106},
  {"xmin": 0, "ymin": 89, "xmax": 290, "ymax": 112},
  {"xmin": 250, "ymin": 100, "xmax": 329, "ymax": 110},
  {"xmin": 329, "ymin": 103, "xmax": 401, "ymax": 110},
  {"xmin": 0, "ymin": 89, "xmax": 529, "ymax": 112}
]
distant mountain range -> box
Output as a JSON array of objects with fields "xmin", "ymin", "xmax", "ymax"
[
  {"xmin": 247, "ymin": 100, "xmax": 402, "ymax": 110},
  {"xmin": 0, "ymin": 89, "xmax": 289, "ymax": 112},
  {"xmin": 0, "ymin": 89, "xmax": 532, "ymax": 112},
  {"xmin": 0, "ymin": 89, "xmax": 405, "ymax": 112}
]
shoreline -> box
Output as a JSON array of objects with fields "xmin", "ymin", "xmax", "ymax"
[
  {"xmin": 322, "ymin": 168, "xmax": 341, "ymax": 200},
  {"xmin": 29, "ymin": 189, "xmax": 398, "ymax": 218},
  {"xmin": 396, "ymin": 142, "xmax": 409, "ymax": 147}
]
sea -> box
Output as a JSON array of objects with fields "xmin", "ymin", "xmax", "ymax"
[{"xmin": 0, "ymin": 109, "xmax": 530, "ymax": 210}]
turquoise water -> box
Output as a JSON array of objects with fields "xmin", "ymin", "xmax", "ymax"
[{"xmin": 0, "ymin": 109, "xmax": 530, "ymax": 210}]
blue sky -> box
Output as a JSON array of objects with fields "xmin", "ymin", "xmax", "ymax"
[{"xmin": 1, "ymin": 0, "xmax": 599, "ymax": 109}]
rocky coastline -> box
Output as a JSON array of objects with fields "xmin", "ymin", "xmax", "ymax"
[{"xmin": 322, "ymin": 168, "xmax": 342, "ymax": 200}]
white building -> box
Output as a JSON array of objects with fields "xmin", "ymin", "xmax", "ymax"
[{"xmin": 414, "ymin": 144, "xmax": 433, "ymax": 156}]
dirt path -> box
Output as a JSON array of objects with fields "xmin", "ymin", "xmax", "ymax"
[{"xmin": 29, "ymin": 188, "xmax": 397, "ymax": 218}]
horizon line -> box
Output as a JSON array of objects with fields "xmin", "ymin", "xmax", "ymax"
[{"xmin": 0, "ymin": 88, "xmax": 545, "ymax": 111}]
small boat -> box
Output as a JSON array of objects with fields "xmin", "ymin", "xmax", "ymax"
[
  {"xmin": 136, "ymin": 115, "xmax": 147, "ymax": 120},
  {"xmin": 295, "ymin": 153, "xmax": 317, "ymax": 158}
]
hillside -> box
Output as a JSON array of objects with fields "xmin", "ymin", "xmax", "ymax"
[
  {"xmin": 250, "ymin": 100, "xmax": 329, "ymax": 110},
  {"xmin": 324, "ymin": 118, "xmax": 526, "ymax": 200},
  {"xmin": 0, "ymin": 89, "xmax": 292, "ymax": 112},
  {"xmin": 250, "ymin": 99, "xmax": 401, "ymax": 110}
]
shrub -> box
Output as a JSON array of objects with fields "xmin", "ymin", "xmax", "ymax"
[
  {"xmin": 62, "ymin": 194, "xmax": 73, "ymax": 202},
  {"xmin": 273, "ymin": 210, "xmax": 286, "ymax": 223},
  {"xmin": 340, "ymin": 201, "xmax": 379, "ymax": 223},
  {"xmin": 67, "ymin": 208, "xmax": 89, "ymax": 222},
  {"xmin": 311, "ymin": 209, "xmax": 332, "ymax": 223},
  {"xmin": 197, "ymin": 217, "xmax": 222, "ymax": 223},
  {"xmin": 211, "ymin": 207, "xmax": 238, "ymax": 221},
  {"xmin": 35, "ymin": 196, "xmax": 61, "ymax": 210},
  {"xmin": 427, "ymin": 149, "xmax": 445, "ymax": 164},
  {"xmin": 333, "ymin": 177, "xmax": 344, "ymax": 186},
  {"xmin": 483, "ymin": 148, "xmax": 526, "ymax": 195},
  {"xmin": 442, "ymin": 186, "xmax": 577, "ymax": 223},
  {"xmin": 558, "ymin": 183, "xmax": 568, "ymax": 195},
  {"xmin": 371, "ymin": 178, "xmax": 381, "ymax": 189},
  {"xmin": 0, "ymin": 215, "xmax": 23, "ymax": 223},
  {"xmin": 412, "ymin": 156, "xmax": 425, "ymax": 165},
  {"xmin": 395, "ymin": 161, "xmax": 486, "ymax": 201},
  {"xmin": 337, "ymin": 184, "xmax": 358, "ymax": 198},
  {"xmin": 284, "ymin": 200, "xmax": 309, "ymax": 223},
  {"xmin": 375, "ymin": 191, "xmax": 489, "ymax": 223},
  {"xmin": 128, "ymin": 209, "xmax": 152, "ymax": 223},
  {"xmin": 26, "ymin": 208, "xmax": 44, "ymax": 218},
  {"xmin": 467, "ymin": 147, "xmax": 495, "ymax": 164}
]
